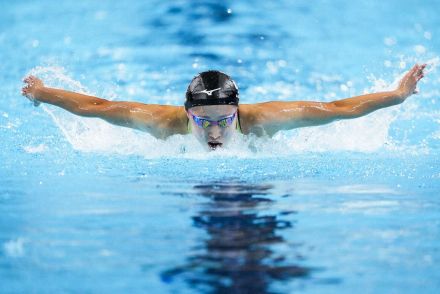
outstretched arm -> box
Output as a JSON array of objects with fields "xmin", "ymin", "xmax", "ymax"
[
  {"xmin": 240, "ymin": 64, "xmax": 426, "ymax": 136},
  {"xmin": 21, "ymin": 76, "xmax": 187, "ymax": 138}
]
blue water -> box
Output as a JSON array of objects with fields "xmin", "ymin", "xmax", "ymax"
[{"xmin": 1, "ymin": 0, "xmax": 440, "ymax": 293}]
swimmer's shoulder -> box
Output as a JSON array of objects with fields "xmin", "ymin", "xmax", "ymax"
[
  {"xmin": 239, "ymin": 102, "xmax": 304, "ymax": 136},
  {"xmin": 238, "ymin": 103, "xmax": 264, "ymax": 135},
  {"xmin": 159, "ymin": 105, "xmax": 188, "ymax": 136},
  {"xmin": 131, "ymin": 104, "xmax": 187, "ymax": 137}
]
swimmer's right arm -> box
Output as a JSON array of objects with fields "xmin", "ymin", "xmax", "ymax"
[{"xmin": 21, "ymin": 76, "xmax": 188, "ymax": 138}]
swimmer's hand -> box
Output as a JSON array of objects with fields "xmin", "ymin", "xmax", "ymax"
[
  {"xmin": 396, "ymin": 64, "xmax": 426, "ymax": 100},
  {"xmin": 21, "ymin": 75, "xmax": 44, "ymax": 106}
]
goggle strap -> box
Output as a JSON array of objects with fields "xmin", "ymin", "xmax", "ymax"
[{"xmin": 185, "ymin": 97, "xmax": 239, "ymax": 110}]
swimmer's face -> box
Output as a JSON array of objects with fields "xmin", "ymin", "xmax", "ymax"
[{"xmin": 187, "ymin": 105, "xmax": 238, "ymax": 150}]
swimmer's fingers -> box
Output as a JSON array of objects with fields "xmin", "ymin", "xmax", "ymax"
[
  {"xmin": 412, "ymin": 65, "xmax": 426, "ymax": 95},
  {"xmin": 21, "ymin": 84, "xmax": 32, "ymax": 96},
  {"xmin": 23, "ymin": 75, "xmax": 34, "ymax": 83},
  {"xmin": 21, "ymin": 75, "xmax": 44, "ymax": 106},
  {"xmin": 408, "ymin": 64, "xmax": 420, "ymax": 78},
  {"xmin": 22, "ymin": 75, "xmax": 44, "ymax": 92},
  {"xmin": 23, "ymin": 75, "xmax": 36, "ymax": 86},
  {"xmin": 24, "ymin": 75, "xmax": 44, "ymax": 86},
  {"xmin": 21, "ymin": 80, "xmax": 34, "ymax": 94},
  {"xmin": 416, "ymin": 64, "xmax": 426, "ymax": 81},
  {"xmin": 21, "ymin": 85, "xmax": 35, "ymax": 99},
  {"xmin": 411, "ymin": 64, "xmax": 426, "ymax": 80},
  {"xmin": 409, "ymin": 65, "xmax": 425, "ymax": 95},
  {"xmin": 397, "ymin": 64, "xmax": 425, "ymax": 98}
]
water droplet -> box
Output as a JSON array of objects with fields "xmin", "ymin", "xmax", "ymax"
[
  {"xmin": 94, "ymin": 11, "xmax": 107, "ymax": 20},
  {"xmin": 384, "ymin": 37, "xmax": 396, "ymax": 46},
  {"xmin": 414, "ymin": 45, "xmax": 426, "ymax": 54},
  {"xmin": 64, "ymin": 36, "xmax": 72, "ymax": 45},
  {"xmin": 278, "ymin": 60, "xmax": 287, "ymax": 67},
  {"xmin": 424, "ymin": 31, "xmax": 432, "ymax": 40}
]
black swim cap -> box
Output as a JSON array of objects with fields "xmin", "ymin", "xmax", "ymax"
[{"xmin": 185, "ymin": 70, "xmax": 239, "ymax": 110}]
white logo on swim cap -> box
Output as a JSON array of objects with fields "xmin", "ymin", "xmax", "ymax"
[{"xmin": 194, "ymin": 88, "xmax": 221, "ymax": 96}]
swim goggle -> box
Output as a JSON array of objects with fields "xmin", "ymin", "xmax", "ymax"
[{"xmin": 188, "ymin": 110, "xmax": 237, "ymax": 129}]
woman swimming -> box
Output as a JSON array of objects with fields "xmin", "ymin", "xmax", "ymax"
[{"xmin": 22, "ymin": 64, "xmax": 426, "ymax": 150}]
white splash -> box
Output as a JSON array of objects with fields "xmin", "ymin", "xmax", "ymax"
[
  {"xmin": 23, "ymin": 143, "xmax": 47, "ymax": 153},
  {"xmin": 27, "ymin": 66, "xmax": 90, "ymax": 94}
]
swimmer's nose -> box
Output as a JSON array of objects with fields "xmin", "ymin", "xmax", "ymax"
[
  {"xmin": 209, "ymin": 133, "xmax": 221, "ymax": 141},
  {"xmin": 208, "ymin": 126, "xmax": 221, "ymax": 141}
]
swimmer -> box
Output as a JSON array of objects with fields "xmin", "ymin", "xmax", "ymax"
[{"xmin": 22, "ymin": 64, "xmax": 426, "ymax": 150}]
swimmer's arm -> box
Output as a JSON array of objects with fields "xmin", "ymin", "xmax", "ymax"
[
  {"xmin": 242, "ymin": 64, "xmax": 426, "ymax": 136},
  {"xmin": 22, "ymin": 76, "xmax": 187, "ymax": 138}
]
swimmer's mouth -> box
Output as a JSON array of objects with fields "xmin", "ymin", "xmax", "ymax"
[{"xmin": 208, "ymin": 142, "xmax": 223, "ymax": 150}]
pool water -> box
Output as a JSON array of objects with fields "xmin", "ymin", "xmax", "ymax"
[{"xmin": 1, "ymin": 0, "xmax": 439, "ymax": 293}]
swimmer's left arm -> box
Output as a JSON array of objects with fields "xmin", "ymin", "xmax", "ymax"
[
  {"xmin": 21, "ymin": 75, "xmax": 188, "ymax": 138},
  {"xmin": 242, "ymin": 64, "xmax": 426, "ymax": 136}
]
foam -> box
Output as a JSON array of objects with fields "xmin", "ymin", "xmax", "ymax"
[{"xmin": 23, "ymin": 143, "xmax": 47, "ymax": 154}]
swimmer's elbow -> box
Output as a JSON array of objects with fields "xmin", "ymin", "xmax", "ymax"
[
  {"xmin": 326, "ymin": 102, "xmax": 363, "ymax": 120},
  {"xmin": 76, "ymin": 101, "xmax": 114, "ymax": 117},
  {"xmin": 73, "ymin": 102, "xmax": 135, "ymax": 132}
]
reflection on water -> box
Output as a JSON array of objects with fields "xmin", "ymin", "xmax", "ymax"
[
  {"xmin": 145, "ymin": 1, "xmax": 233, "ymax": 47},
  {"xmin": 162, "ymin": 182, "xmax": 310, "ymax": 293}
]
